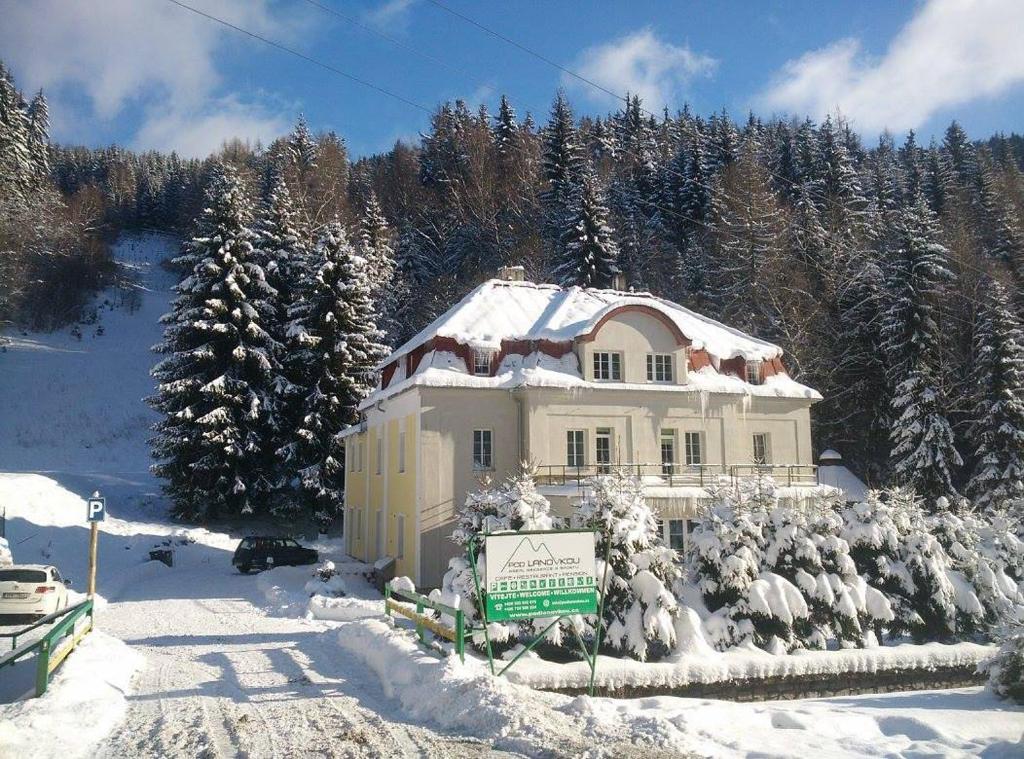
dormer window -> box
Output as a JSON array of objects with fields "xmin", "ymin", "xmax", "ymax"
[
  {"xmin": 647, "ymin": 353, "xmax": 674, "ymax": 383},
  {"xmin": 745, "ymin": 361, "xmax": 762, "ymax": 385},
  {"xmin": 593, "ymin": 351, "xmax": 622, "ymax": 381},
  {"xmin": 472, "ymin": 350, "xmax": 493, "ymax": 376}
]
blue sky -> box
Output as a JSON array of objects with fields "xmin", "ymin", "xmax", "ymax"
[{"xmin": 2, "ymin": 0, "xmax": 1023, "ymax": 158}]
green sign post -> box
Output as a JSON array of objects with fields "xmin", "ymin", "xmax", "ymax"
[{"xmin": 467, "ymin": 529, "xmax": 611, "ymax": 696}]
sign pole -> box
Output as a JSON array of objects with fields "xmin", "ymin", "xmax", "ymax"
[
  {"xmin": 87, "ymin": 521, "xmax": 98, "ymax": 598},
  {"xmin": 86, "ymin": 491, "xmax": 106, "ymax": 599}
]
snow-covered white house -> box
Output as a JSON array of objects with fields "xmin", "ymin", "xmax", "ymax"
[{"xmin": 341, "ymin": 267, "xmax": 823, "ymax": 587}]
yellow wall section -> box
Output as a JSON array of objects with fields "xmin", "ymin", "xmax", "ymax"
[
  {"xmin": 345, "ymin": 432, "xmax": 367, "ymax": 560},
  {"xmin": 387, "ymin": 415, "xmax": 418, "ymax": 578}
]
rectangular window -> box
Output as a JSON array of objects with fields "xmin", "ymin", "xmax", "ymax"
[
  {"xmin": 353, "ymin": 509, "xmax": 361, "ymax": 543},
  {"xmin": 398, "ymin": 429, "xmax": 406, "ymax": 473},
  {"xmin": 660, "ymin": 429, "xmax": 676, "ymax": 475},
  {"xmin": 375, "ymin": 436, "xmax": 383, "ymax": 475},
  {"xmin": 396, "ymin": 514, "xmax": 405, "ymax": 558},
  {"xmin": 567, "ymin": 430, "xmax": 585, "ymax": 468},
  {"xmin": 684, "ymin": 432, "xmax": 703, "ymax": 466},
  {"xmin": 473, "ymin": 429, "xmax": 493, "ymax": 470},
  {"xmin": 375, "ymin": 509, "xmax": 384, "ymax": 558},
  {"xmin": 752, "ymin": 433, "xmax": 771, "ymax": 465},
  {"xmin": 668, "ymin": 519, "xmax": 686, "ymax": 552},
  {"xmin": 745, "ymin": 361, "xmax": 762, "ymax": 385},
  {"xmin": 592, "ymin": 351, "xmax": 622, "ymax": 381},
  {"xmin": 647, "ymin": 353, "xmax": 674, "ymax": 383},
  {"xmin": 473, "ymin": 350, "xmax": 492, "ymax": 376},
  {"xmin": 595, "ymin": 428, "xmax": 612, "ymax": 473}
]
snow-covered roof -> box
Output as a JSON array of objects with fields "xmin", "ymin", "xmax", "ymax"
[
  {"xmin": 385, "ymin": 279, "xmax": 785, "ymax": 365},
  {"xmin": 819, "ymin": 449, "xmax": 843, "ymax": 463},
  {"xmin": 817, "ymin": 464, "xmax": 869, "ymax": 502}
]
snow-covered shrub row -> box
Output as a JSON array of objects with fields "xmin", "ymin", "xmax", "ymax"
[
  {"xmin": 690, "ymin": 476, "xmax": 893, "ymax": 653},
  {"xmin": 985, "ymin": 623, "xmax": 1024, "ymax": 704},
  {"xmin": 691, "ymin": 480, "xmax": 1024, "ymax": 652}
]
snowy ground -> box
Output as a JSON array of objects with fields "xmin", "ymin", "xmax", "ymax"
[{"xmin": 1, "ymin": 234, "xmax": 1022, "ymax": 757}]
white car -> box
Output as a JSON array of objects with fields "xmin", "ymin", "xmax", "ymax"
[{"xmin": 0, "ymin": 565, "xmax": 71, "ymax": 621}]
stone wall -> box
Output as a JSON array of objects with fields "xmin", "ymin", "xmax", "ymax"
[{"xmin": 547, "ymin": 663, "xmax": 987, "ymax": 702}]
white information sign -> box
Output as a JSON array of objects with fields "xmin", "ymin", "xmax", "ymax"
[{"xmin": 483, "ymin": 531, "xmax": 597, "ymax": 621}]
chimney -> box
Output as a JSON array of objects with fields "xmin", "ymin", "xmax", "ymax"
[
  {"xmin": 497, "ymin": 265, "xmax": 526, "ymax": 282},
  {"xmin": 612, "ymin": 272, "xmax": 627, "ymax": 290}
]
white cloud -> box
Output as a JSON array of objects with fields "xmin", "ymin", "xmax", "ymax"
[
  {"xmin": 365, "ymin": 0, "xmax": 418, "ymax": 32},
  {"xmin": 759, "ymin": 0, "xmax": 1024, "ymax": 132},
  {"xmin": 132, "ymin": 96, "xmax": 292, "ymax": 157},
  {"xmin": 0, "ymin": 0, "xmax": 302, "ymax": 157},
  {"xmin": 566, "ymin": 28, "xmax": 717, "ymax": 109}
]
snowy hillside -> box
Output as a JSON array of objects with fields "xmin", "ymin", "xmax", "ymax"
[{"xmin": 0, "ymin": 233, "xmax": 175, "ymax": 478}]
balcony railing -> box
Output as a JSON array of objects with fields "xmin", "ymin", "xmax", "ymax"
[{"xmin": 533, "ymin": 463, "xmax": 818, "ymax": 488}]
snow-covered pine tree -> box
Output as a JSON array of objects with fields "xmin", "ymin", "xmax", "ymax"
[
  {"xmin": 149, "ymin": 165, "xmax": 283, "ymax": 519},
  {"xmin": 493, "ymin": 94, "xmax": 518, "ymax": 160},
  {"xmin": 279, "ymin": 222, "xmax": 389, "ymax": 521},
  {"xmin": 880, "ymin": 196, "xmax": 961, "ymax": 502},
  {"xmin": 841, "ymin": 490, "xmax": 919, "ymax": 639},
  {"xmin": 573, "ymin": 471, "xmax": 680, "ymax": 661},
  {"xmin": 967, "ymin": 280, "xmax": 1024, "ymax": 511},
  {"xmin": 554, "ymin": 165, "xmax": 620, "ymax": 288},
  {"xmin": 356, "ymin": 191, "xmax": 396, "ymax": 296},
  {"xmin": 25, "ymin": 90, "xmax": 49, "ymax": 181},
  {"xmin": 541, "ymin": 92, "xmax": 584, "ymax": 243}
]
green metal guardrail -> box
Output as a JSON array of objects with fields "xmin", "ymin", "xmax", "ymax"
[
  {"xmin": 0, "ymin": 598, "xmax": 95, "ymax": 696},
  {"xmin": 383, "ymin": 585, "xmax": 470, "ymax": 662}
]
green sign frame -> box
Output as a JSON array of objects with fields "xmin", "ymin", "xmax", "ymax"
[{"xmin": 467, "ymin": 529, "xmax": 612, "ymax": 696}]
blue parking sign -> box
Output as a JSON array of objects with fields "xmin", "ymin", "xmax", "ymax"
[{"xmin": 87, "ymin": 497, "xmax": 106, "ymax": 522}]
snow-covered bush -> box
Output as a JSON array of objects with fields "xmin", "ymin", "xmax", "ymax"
[
  {"xmin": 985, "ymin": 622, "xmax": 1024, "ymax": 704},
  {"xmin": 0, "ymin": 537, "xmax": 12, "ymax": 567},
  {"xmin": 440, "ymin": 468, "xmax": 565, "ymax": 650},
  {"xmin": 689, "ymin": 494, "xmax": 813, "ymax": 653},
  {"xmin": 304, "ymin": 560, "xmax": 347, "ymax": 598},
  {"xmin": 573, "ymin": 470, "xmax": 681, "ymax": 661}
]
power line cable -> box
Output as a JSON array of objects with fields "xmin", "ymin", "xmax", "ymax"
[
  {"xmin": 164, "ymin": 0, "xmax": 432, "ymax": 114},
  {"xmin": 299, "ymin": 0, "xmax": 469, "ymax": 80}
]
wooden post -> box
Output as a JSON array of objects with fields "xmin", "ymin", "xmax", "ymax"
[{"xmin": 87, "ymin": 521, "xmax": 98, "ymax": 598}]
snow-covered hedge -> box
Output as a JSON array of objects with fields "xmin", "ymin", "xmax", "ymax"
[
  {"xmin": 985, "ymin": 623, "xmax": 1024, "ymax": 704},
  {"xmin": 437, "ymin": 470, "xmax": 1024, "ymax": 663}
]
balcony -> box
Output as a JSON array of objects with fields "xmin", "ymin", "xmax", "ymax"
[{"xmin": 533, "ymin": 463, "xmax": 819, "ymax": 488}]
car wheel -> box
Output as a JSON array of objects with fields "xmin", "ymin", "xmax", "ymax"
[{"xmin": 238, "ymin": 565, "xmax": 252, "ymax": 574}]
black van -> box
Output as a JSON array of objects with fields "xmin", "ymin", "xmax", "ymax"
[{"xmin": 232, "ymin": 537, "xmax": 319, "ymax": 573}]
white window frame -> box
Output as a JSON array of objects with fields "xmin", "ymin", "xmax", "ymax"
[
  {"xmin": 595, "ymin": 427, "xmax": 613, "ymax": 473},
  {"xmin": 752, "ymin": 432, "xmax": 771, "ymax": 465},
  {"xmin": 745, "ymin": 360, "xmax": 762, "ymax": 385},
  {"xmin": 660, "ymin": 429, "xmax": 676, "ymax": 475},
  {"xmin": 396, "ymin": 514, "xmax": 405, "ymax": 558},
  {"xmin": 592, "ymin": 351, "xmax": 622, "ymax": 381},
  {"xmin": 668, "ymin": 519, "xmax": 686, "ymax": 552},
  {"xmin": 375, "ymin": 436, "xmax": 383, "ymax": 475},
  {"xmin": 684, "ymin": 432, "xmax": 703, "ymax": 466},
  {"xmin": 398, "ymin": 429, "xmax": 406, "ymax": 473},
  {"xmin": 567, "ymin": 430, "xmax": 586, "ymax": 469},
  {"xmin": 473, "ymin": 429, "xmax": 493, "ymax": 471},
  {"xmin": 647, "ymin": 353, "xmax": 674, "ymax": 383},
  {"xmin": 472, "ymin": 350, "xmax": 493, "ymax": 376}
]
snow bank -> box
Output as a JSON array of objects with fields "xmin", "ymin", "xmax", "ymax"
[
  {"xmin": 0, "ymin": 631, "xmax": 143, "ymax": 759},
  {"xmin": 505, "ymin": 640, "xmax": 996, "ymax": 692}
]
